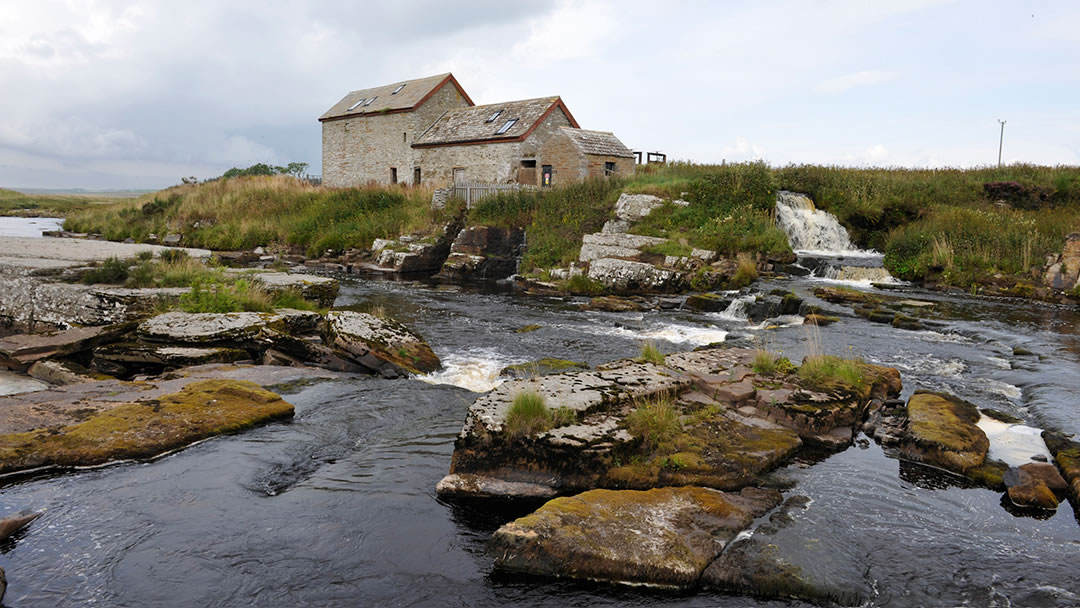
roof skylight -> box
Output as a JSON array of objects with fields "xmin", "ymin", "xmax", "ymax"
[
  {"xmin": 348, "ymin": 99, "xmax": 366, "ymax": 111},
  {"xmin": 364, "ymin": 96, "xmax": 377, "ymax": 106},
  {"xmin": 495, "ymin": 118, "xmax": 517, "ymax": 135},
  {"xmin": 486, "ymin": 109, "xmax": 503, "ymax": 123},
  {"xmin": 392, "ymin": 84, "xmax": 406, "ymax": 94}
]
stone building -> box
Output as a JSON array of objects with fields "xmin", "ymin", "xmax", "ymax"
[
  {"xmin": 319, "ymin": 73, "xmax": 473, "ymax": 188},
  {"xmin": 320, "ymin": 73, "xmax": 634, "ymax": 187}
]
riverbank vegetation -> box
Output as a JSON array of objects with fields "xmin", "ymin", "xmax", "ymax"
[
  {"xmin": 64, "ymin": 176, "xmax": 457, "ymax": 257},
  {"xmin": 59, "ymin": 161, "xmax": 1080, "ymax": 290},
  {"xmin": 0, "ymin": 188, "xmax": 136, "ymax": 217},
  {"xmin": 78, "ymin": 251, "xmax": 323, "ymax": 313}
]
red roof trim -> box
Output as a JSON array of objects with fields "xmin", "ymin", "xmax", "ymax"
[{"xmin": 411, "ymin": 98, "xmax": 579, "ymax": 148}]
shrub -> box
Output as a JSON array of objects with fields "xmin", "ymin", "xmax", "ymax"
[
  {"xmin": 753, "ymin": 350, "xmax": 777, "ymax": 375},
  {"xmin": 625, "ymin": 394, "xmax": 682, "ymax": 452},
  {"xmin": 562, "ymin": 274, "xmax": 607, "ymax": 295},
  {"xmin": 638, "ymin": 340, "xmax": 665, "ymax": 365},
  {"xmin": 504, "ymin": 391, "xmax": 552, "ymax": 438},
  {"xmin": 81, "ymin": 257, "xmax": 131, "ymax": 284}
]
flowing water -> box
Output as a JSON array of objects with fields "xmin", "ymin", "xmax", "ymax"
[{"xmin": 2, "ymin": 214, "xmax": 1080, "ymax": 606}]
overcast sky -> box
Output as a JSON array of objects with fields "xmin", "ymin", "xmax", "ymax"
[{"xmin": 1, "ymin": 0, "xmax": 1078, "ymax": 190}]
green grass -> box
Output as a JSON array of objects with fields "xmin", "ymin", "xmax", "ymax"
[
  {"xmin": 638, "ymin": 340, "xmax": 666, "ymax": 365},
  {"xmin": 797, "ymin": 355, "xmax": 867, "ymax": 391},
  {"xmin": 730, "ymin": 252, "xmax": 758, "ymax": 288},
  {"xmin": 0, "ymin": 188, "xmax": 135, "ymax": 217},
  {"xmin": 63, "ymin": 176, "xmax": 459, "ymax": 257},
  {"xmin": 641, "ymin": 239, "xmax": 694, "ymax": 257},
  {"xmin": 504, "ymin": 392, "xmax": 554, "ymax": 438},
  {"xmin": 625, "ymin": 394, "xmax": 682, "ymax": 452}
]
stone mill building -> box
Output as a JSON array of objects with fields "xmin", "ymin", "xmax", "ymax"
[{"xmin": 319, "ymin": 73, "xmax": 634, "ymax": 188}]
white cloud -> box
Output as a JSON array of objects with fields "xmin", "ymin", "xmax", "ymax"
[
  {"xmin": 816, "ymin": 70, "xmax": 897, "ymax": 94},
  {"xmin": 721, "ymin": 137, "xmax": 767, "ymax": 162},
  {"xmin": 209, "ymin": 136, "xmax": 279, "ymax": 166}
]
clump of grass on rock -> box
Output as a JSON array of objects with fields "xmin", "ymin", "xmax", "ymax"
[
  {"xmin": 625, "ymin": 394, "xmax": 682, "ymax": 452},
  {"xmin": 797, "ymin": 355, "xmax": 867, "ymax": 391},
  {"xmin": 504, "ymin": 392, "xmax": 577, "ymax": 438},
  {"xmin": 638, "ymin": 340, "xmax": 666, "ymax": 366}
]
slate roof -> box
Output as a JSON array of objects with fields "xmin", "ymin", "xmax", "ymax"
[
  {"xmin": 412, "ymin": 97, "xmax": 579, "ymax": 147},
  {"xmin": 319, "ymin": 73, "xmax": 472, "ymax": 121},
  {"xmin": 559, "ymin": 127, "xmax": 634, "ymax": 158}
]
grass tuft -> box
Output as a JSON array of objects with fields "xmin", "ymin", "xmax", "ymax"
[
  {"xmin": 797, "ymin": 355, "xmax": 867, "ymax": 391},
  {"xmin": 625, "ymin": 394, "xmax": 682, "ymax": 452},
  {"xmin": 638, "ymin": 340, "xmax": 666, "ymax": 365},
  {"xmin": 504, "ymin": 392, "xmax": 552, "ymax": 438}
]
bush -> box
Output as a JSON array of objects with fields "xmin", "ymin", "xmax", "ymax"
[
  {"xmin": 81, "ymin": 257, "xmax": 131, "ymax": 284},
  {"xmin": 625, "ymin": 394, "xmax": 682, "ymax": 452},
  {"xmin": 730, "ymin": 252, "xmax": 758, "ymax": 288}
]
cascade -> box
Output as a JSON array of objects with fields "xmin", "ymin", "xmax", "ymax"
[{"xmin": 775, "ymin": 191, "xmax": 861, "ymax": 255}]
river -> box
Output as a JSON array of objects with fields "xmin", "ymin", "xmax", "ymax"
[{"xmin": 2, "ymin": 215, "xmax": 1080, "ymax": 606}]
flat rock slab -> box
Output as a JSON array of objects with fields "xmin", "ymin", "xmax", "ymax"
[
  {"xmin": 325, "ymin": 311, "xmax": 441, "ymax": 376},
  {"xmin": 0, "ymin": 370, "xmax": 50, "ymax": 397},
  {"xmin": 0, "ymin": 363, "xmax": 344, "ymax": 435},
  {"xmin": 0, "ymin": 235, "xmax": 209, "ymax": 273},
  {"xmin": 0, "ymin": 323, "xmax": 132, "ymax": 366},
  {"xmin": 0, "ymin": 379, "xmax": 294, "ymax": 476},
  {"xmin": 489, "ymin": 486, "xmax": 781, "ymax": 588},
  {"xmin": 139, "ymin": 311, "xmax": 278, "ymax": 344}
]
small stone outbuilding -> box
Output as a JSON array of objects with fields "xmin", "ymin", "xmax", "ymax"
[{"xmin": 320, "ymin": 73, "xmax": 634, "ymax": 187}]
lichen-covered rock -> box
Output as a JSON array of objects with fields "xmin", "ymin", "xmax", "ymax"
[
  {"xmin": 489, "ymin": 486, "xmax": 781, "ymax": 588},
  {"xmin": 0, "ymin": 379, "xmax": 294, "ymax": 475},
  {"xmin": 139, "ymin": 311, "xmax": 272, "ymax": 344},
  {"xmin": 440, "ymin": 348, "xmax": 898, "ymax": 500},
  {"xmin": 323, "ymin": 311, "xmax": 440, "ymax": 377},
  {"xmin": 578, "ymin": 233, "xmax": 667, "ymax": 263},
  {"xmin": 899, "ymin": 391, "xmax": 989, "ymax": 474},
  {"xmin": 586, "ymin": 258, "xmax": 686, "ymax": 292},
  {"xmin": 1004, "ymin": 466, "xmax": 1059, "ymax": 510},
  {"xmin": 613, "ymin": 193, "xmax": 666, "ymax": 221},
  {"xmin": 701, "ymin": 495, "xmax": 869, "ymax": 605}
]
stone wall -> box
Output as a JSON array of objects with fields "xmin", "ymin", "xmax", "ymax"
[
  {"xmin": 586, "ymin": 154, "xmax": 635, "ymax": 179},
  {"xmin": 538, "ymin": 131, "xmax": 587, "ymax": 184},
  {"xmin": 321, "ymin": 81, "xmax": 470, "ymax": 188},
  {"xmin": 415, "ymin": 107, "xmax": 576, "ymax": 186}
]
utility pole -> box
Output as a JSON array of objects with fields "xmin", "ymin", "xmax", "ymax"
[{"xmin": 997, "ymin": 119, "xmax": 1006, "ymax": 167}]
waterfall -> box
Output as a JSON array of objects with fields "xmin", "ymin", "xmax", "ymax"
[{"xmin": 775, "ymin": 191, "xmax": 867, "ymax": 255}]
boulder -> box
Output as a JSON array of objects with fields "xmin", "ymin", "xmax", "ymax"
[
  {"xmin": 684, "ymin": 293, "xmax": 733, "ymax": 313},
  {"xmin": 1041, "ymin": 430, "xmax": 1080, "ymax": 504},
  {"xmin": 613, "ymin": 192, "xmax": 665, "ymax": 222},
  {"xmin": 323, "ymin": 311, "xmax": 441, "ymax": 377},
  {"xmin": 500, "ymin": 358, "xmax": 589, "ymax": 379},
  {"xmin": 580, "ymin": 295, "xmax": 652, "ymax": 312},
  {"xmin": 28, "ymin": 359, "xmax": 101, "ymax": 385},
  {"xmin": 0, "ymin": 510, "xmax": 42, "ymax": 541},
  {"xmin": 899, "ymin": 391, "xmax": 989, "ymax": 474},
  {"xmin": 438, "ymin": 226, "xmax": 524, "ymax": 281},
  {"xmin": 586, "ymin": 258, "xmax": 686, "ymax": 292},
  {"xmin": 138, "ymin": 311, "xmax": 272, "ymax": 344},
  {"xmin": 702, "ymin": 495, "xmax": 869, "ymax": 605},
  {"xmin": 489, "ymin": 486, "xmax": 781, "ymax": 588},
  {"xmin": 1004, "ymin": 466, "xmax": 1060, "ymax": 510},
  {"xmin": 578, "ymin": 233, "xmax": 667, "ymax": 263}
]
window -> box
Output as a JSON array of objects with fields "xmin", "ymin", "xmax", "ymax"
[
  {"xmin": 392, "ymin": 84, "xmax": 406, "ymax": 94},
  {"xmin": 390, "ymin": 168, "xmax": 397, "ymax": 184},
  {"xmin": 403, "ymin": 132, "xmax": 407, "ymax": 143},
  {"xmin": 348, "ymin": 98, "xmax": 366, "ymax": 111},
  {"xmin": 413, "ymin": 167, "xmax": 421, "ymax": 185},
  {"xmin": 486, "ymin": 109, "xmax": 503, "ymax": 123},
  {"xmin": 495, "ymin": 118, "xmax": 517, "ymax": 135},
  {"xmin": 604, "ymin": 161, "xmax": 616, "ymax": 176},
  {"xmin": 364, "ymin": 96, "xmax": 376, "ymax": 106}
]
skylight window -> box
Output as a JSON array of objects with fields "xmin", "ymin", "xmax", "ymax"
[
  {"xmin": 364, "ymin": 96, "xmax": 377, "ymax": 106},
  {"xmin": 392, "ymin": 84, "xmax": 406, "ymax": 94},
  {"xmin": 348, "ymin": 98, "xmax": 366, "ymax": 111},
  {"xmin": 486, "ymin": 109, "xmax": 503, "ymax": 123},
  {"xmin": 495, "ymin": 118, "xmax": 517, "ymax": 135}
]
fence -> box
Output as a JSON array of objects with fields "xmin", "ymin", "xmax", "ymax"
[{"xmin": 452, "ymin": 182, "xmax": 529, "ymax": 208}]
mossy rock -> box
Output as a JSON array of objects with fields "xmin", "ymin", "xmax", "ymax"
[
  {"xmin": 684, "ymin": 292, "xmax": 733, "ymax": 312},
  {"xmin": 966, "ymin": 459, "xmax": 1009, "ymax": 490},
  {"xmin": 0, "ymin": 379, "xmax": 293, "ymax": 475},
  {"xmin": 813, "ymin": 287, "xmax": 879, "ymax": 306},
  {"xmin": 489, "ymin": 486, "xmax": 782, "ymax": 588},
  {"xmin": 514, "ymin": 324, "xmax": 542, "ymax": 334},
  {"xmin": 501, "ymin": 358, "xmax": 589, "ymax": 379},
  {"xmin": 900, "ymin": 391, "xmax": 989, "ymax": 474},
  {"xmin": 891, "ymin": 313, "xmax": 922, "ymax": 331},
  {"xmin": 980, "ymin": 408, "xmax": 1024, "ymax": 424},
  {"xmin": 803, "ymin": 313, "xmax": 839, "ymax": 326}
]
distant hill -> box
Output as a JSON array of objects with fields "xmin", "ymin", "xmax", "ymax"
[{"xmin": 4, "ymin": 187, "xmax": 152, "ymax": 198}]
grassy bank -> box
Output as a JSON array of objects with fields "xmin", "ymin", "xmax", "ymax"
[
  {"xmin": 64, "ymin": 176, "xmax": 457, "ymax": 256},
  {"xmin": 0, "ymin": 188, "xmax": 134, "ymax": 217}
]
